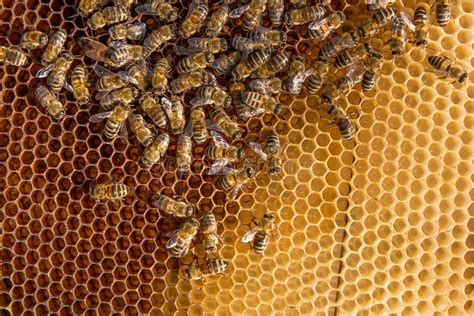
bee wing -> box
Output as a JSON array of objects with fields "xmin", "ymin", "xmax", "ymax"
[
  {"xmin": 89, "ymin": 111, "xmax": 113, "ymax": 123},
  {"xmin": 178, "ymin": 238, "xmax": 193, "ymax": 257},
  {"xmin": 308, "ymin": 16, "xmax": 328, "ymax": 31},
  {"xmin": 160, "ymin": 97, "xmax": 173, "ymax": 119},
  {"xmin": 78, "ymin": 37, "xmax": 108, "ymax": 63},
  {"xmin": 166, "ymin": 234, "xmax": 180, "ymax": 249},
  {"xmin": 229, "ymin": 183, "xmax": 243, "ymax": 200},
  {"xmin": 190, "ymin": 97, "xmax": 215, "ymax": 106},
  {"xmin": 211, "ymin": 166, "xmax": 236, "ymax": 175},
  {"xmin": 173, "ymin": 45, "xmax": 197, "ymax": 56},
  {"xmin": 229, "ymin": 3, "xmax": 251, "ymax": 18},
  {"xmin": 135, "ymin": 4, "xmax": 160, "ymax": 15},
  {"xmin": 400, "ymin": 11, "xmax": 416, "ymax": 32},
  {"xmin": 109, "ymin": 41, "xmax": 130, "ymax": 50},
  {"xmin": 248, "ymin": 141, "xmax": 267, "ymax": 160},
  {"xmin": 117, "ymin": 71, "xmax": 139, "ymax": 85},
  {"xmin": 188, "ymin": 0, "xmax": 208, "ymax": 18},
  {"xmin": 95, "ymin": 90, "xmax": 112, "ymax": 100},
  {"xmin": 187, "ymin": 37, "xmax": 208, "ymax": 49},
  {"xmin": 208, "ymin": 159, "xmax": 230, "ymax": 175},
  {"xmin": 64, "ymin": 82, "xmax": 74, "ymax": 93},
  {"xmin": 35, "ymin": 64, "xmax": 54, "ymax": 78},
  {"xmin": 127, "ymin": 22, "xmax": 147, "ymax": 40},
  {"xmin": 249, "ymin": 79, "xmax": 270, "ymax": 94},
  {"xmin": 184, "ymin": 122, "xmax": 193, "ymax": 137},
  {"xmin": 119, "ymin": 123, "xmax": 128, "ymax": 137},
  {"xmin": 237, "ymin": 105, "xmax": 265, "ymax": 119},
  {"xmin": 205, "ymin": 119, "xmax": 225, "ymax": 133},
  {"xmin": 93, "ymin": 65, "xmax": 113, "ymax": 77},
  {"xmin": 347, "ymin": 61, "xmax": 365, "ymax": 83},
  {"xmin": 210, "ymin": 130, "xmax": 229, "ymax": 148},
  {"xmin": 241, "ymin": 228, "xmax": 259, "ymax": 243}
]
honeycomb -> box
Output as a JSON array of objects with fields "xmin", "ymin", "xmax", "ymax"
[{"xmin": 0, "ymin": 0, "xmax": 472, "ymax": 315}]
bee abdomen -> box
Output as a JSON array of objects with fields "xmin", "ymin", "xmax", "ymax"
[
  {"xmin": 435, "ymin": 4, "xmax": 450, "ymax": 26},
  {"xmin": 208, "ymin": 259, "xmax": 228, "ymax": 274},
  {"xmin": 334, "ymin": 50, "xmax": 351, "ymax": 68},
  {"xmin": 104, "ymin": 119, "xmax": 121, "ymax": 139},
  {"xmin": 306, "ymin": 74, "xmax": 323, "ymax": 94},
  {"xmin": 427, "ymin": 55, "xmax": 447, "ymax": 70},
  {"xmin": 414, "ymin": 7, "xmax": 428, "ymax": 25},
  {"xmin": 108, "ymin": 184, "xmax": 130, "ymax": 198},
  {"xmin": 253, "ymin": 231, "xmax": 268, "ymax": 254},
  {"xmin": 362, "ymin": 71, "xmax": 377, "ymax": 92}
]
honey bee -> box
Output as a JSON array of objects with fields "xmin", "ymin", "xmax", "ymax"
[
  {"xmin": 78, "ymin": 0, "xmax": 109, "ymax": 16},
  {"xmin": 78, "ymin": 37, "xmax": 111, "ymax": 65},
  {"xmin": 143, "ymin": 24, "xmax": 176, "ymax": 57},
  {"xmin": 253, "ymin": 51, "xmax": 289, "ymax": 79},
  {"xmin": 177, "ymin": 52, "xmax": 215, "ymax": 74},
  {"xmin": 286, "ymin": 55, "xmax": 314, "ymax": 95},
  {"xmin": 229, "ymin": 0, "xmax": 267, "ymax": 32},
  {"xmin": 268, "ymin": 0, "xmax": 284, "ymax": 26},
  {"xmin": 176, "ymin": 37, "xmax": 228, "ymax": 55},
  {"xmin": 249, "ymin": 132, "xmax": 284, "ymax": 175},
  {"xmin": 128, "ymin": 112, "xmax": 156, "ymax": 147},
  {"xmin": 36, "ymin": 52, "xmax": 73, "ymax": 93},
  {"xmin": 427, "ymin": 55, "xmax": 468, "ymax": 84},
  {"xmin": 88, "ymin": 5, "xmax": 130, "ymax": 30},
  {"xmin": 209, "ymin": 106, "xmax": 243, "ymax": 141},
  {"xmin": 0, "ymin": 46, "xmax": 28, "ymax": 67},
  {"xmin": 161, "ymin": 96, "xmax": 185, "ymax": 134},
  {"xmin": 166, "ymin": 217, "xmax": 200, "ymax": 257},
  {"xmin": 318, "ymin": 31, "xmax": 360, "ymax": 60},
  {"xmin": 20, "ymin": 31, "xmax": 48, "ymax": 50},
  {"xmin": 104, "ymin": 41, "xmax": 145, "ymax": 67},
  {"xmin": 334, "ymin": 43, "xmax": 372, "ymax": 69},
  {"xmin": 357, "ymin": 7, "xmax": 397, "ymax": 38},
  {"xmin": 321, "ymin": 63, "xmax": 365, "ymax": 104},
  {"xmin": 216, "ymin": 167, "xmax": 255, "ymax": 199},
  {"xmin": 400, "ymin": 3, "xmax": 430, "ymax": 48},
  {"xmin": 232, "ymin": 48, "xmax": 272, "ymax": 81},
  {"xmin": 249, "ymin": 78, "xmax": 282, "ymax": 94},
  {"xmin": 389, "ymin": 17, "xmax": 408, "ymax": 56},
  {"xmin": 190, "ymin": 86, "xmax": 231, "ymax": 107},
  {"xmin": 94, "ymin": 64, "xmax": 139, "ymax": 92},
  {"xmin": 112, "ymin": 0, "xmax": 137, "ymax": 8},
  {"xmin": 91, "ymin": 183, "xmax": 130, "ymax": 201},
  {"xmin": 98, "ymin": 87, "xmax": 139, "ymax": 110},
  {"xmin": 248, "ymin": 27, "xmax": 287, "ymax": 47},
  {"xmin": 211, "ymin": 51, "xmax": 241, "ymax": 76},
  {"xmin": 305, "ymin": 59, "xmax": 330, "ymax": 94},
  {"xmin": 435, "ymin": 0, "xmax": 451, "ymax": 26},
  {"xmin": 307, "ymin": 11, "xmax": 346, "ymax": 41},
  {"xmin": 189, "ymin": 106, "xmax": 208, "ymax": 144},
  {"xmin": 142, "ymin": 133, "xmax": 171, "ymax": 168},
  {"xmin": 140, "ymin": 93, "xmax": 167, "ymax": 129},
  {"xmin": 206, "ymin": 130, "xmax": 245, "ymax": 175},
  {"xmin": 284, "ymin": 5, "xmax": 326, "ymax": 26},
  {"xmin": 185, "ymin": 258, "xmax": 229, "ymax": 280},
  {"xmin": 180, "ymin": 0, "xmax": 208, "ymax": 38},
  {"xmin": 176, "ymin": 132, "xmax": 193, "ymax": 174},
  {"xmin": 108, "ymin": 22, "xmax": 147, "ymax": 41},
  {"xmin": 135, "ymin": 0, "xmax": 178, "ymax": 22},
  {"xmin": 170, "ymin": 70, "xmax": 216, "ymax": 94},
  {"xmin": 365, "ymin": 0, "xmax": 396, "ymax": 11},
  {"xmin": 70, "ymin": 65, "xmax": 90, "ymax": 105},
  {"xmin": 156, "ymin": 195, "xmax": 194, "ymax": 218},
  {"xmin": 125, "ymin": 60, "xmax": 150, "ymax": 91},
  {"xmin": 41, "ymin": 29, "xmax": 67, "ymax": 65},
  {"xmin": 200, "ymin": 212, "xmax": 222, "ymax": 254},
  {"xmin": 151, "ymin": 57, "xmax": 171, "ymax": 95},
  {"xmin": 241, "ymin": 212, "xmax": 275, "ymax": 254},
  {"xmin": 89, "ymin": 104, "xmax": 131, "ymax": 140},
  {"xmin": 327, "ymin": 103, "xmax": 356, "ymax": 140},
  {"xmin": 205, "ymin": 3, "xmax": 229, "ymax": 37},
  {"xmin": 35, "ymin": 85, "xmax": 66, "ymax": 121},
  {"xmin": 232, "ymin": 82, "xmax": 265, "ymax": 119},
  {"xmin": 240, "ymin": 91, "xmax": 281, "ymax": 115},
  {"xmin": 361, "ymin": 51, "xmax": 384, "ymax": 92}
]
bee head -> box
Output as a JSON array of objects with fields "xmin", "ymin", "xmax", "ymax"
[
  {"xmin": 167, "ymin": 11, "xmax": 178, "ymax": 22},
  {"xmin": 236, "ymin": 148, "xmax": 245, "ymax": 160},
  {"xmin": 364, "ymin": 43, "xmax": 373, "ymax": 54},
  {"xmin": 391, "ymin": 49, "xmax": 405, "ymax": 56},
  {"xmin": 272, "ymin": 103, "xmax": 282, "ymax": 115},
  {"xmin": 188, "ymin": 217, "xmax": 200, "ymax": 227},
  {"xmin": 459, "ymin": 72, "xmax": 468, "ymax": 83},
  {"xmin": 223, "ymin": 96, "xmax": 232, "ymax": 108},
  {"xmin": 184, "ymin": 267, "xmax": 193, "ymax": 280},
  {"xmin": 219, "ymin": 38, "xmax": 228, "ymax": 51},
  {"xmin": 205, "ymin": 52, "xmax": 216, "ymax": 64},
  {"xmin": 55, "ymin": 110, "xmax": 65, "ymax": 121},
  {"xmin": 263, "ymin": 213, "xmax": 274, "ymax": 222},
  {"xmin": 269, "ymin": 166, "xmax": 281, "ymax": 175},
  {"xmin": 279, "ymin": 32, "xmax": 287, "ymax": 44}
]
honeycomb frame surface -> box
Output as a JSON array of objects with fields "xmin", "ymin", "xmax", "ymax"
[{"xmin": 0, "ymin": 0, "xmax": 473, "ymax": 315}]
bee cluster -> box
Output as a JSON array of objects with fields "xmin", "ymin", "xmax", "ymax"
[{"xmin": 0, "ymin": 0, "xmax": 468, "ymax": 304}]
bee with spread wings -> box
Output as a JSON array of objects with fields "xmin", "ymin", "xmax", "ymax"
[
  {"xmin": 308, "ymin": 11, "xmax": 346, "ymax": 41},
  {"xmin": 215, "ymin": 166, "xmax": 255, "ymax": 199},
  {"xmin": 241, "ymin": 212, "xmax": 276, "ymax": 254},
  {"xmin": 166, "ymin": 217, "xmax": 200, "ymax": 257},
  {"xmin": 248, "ymin": 132, "xmax": 285, "ymax": 176},
  {"xmin": 206, "ymin": 130, "xmax": 245, "ymax": 175}
]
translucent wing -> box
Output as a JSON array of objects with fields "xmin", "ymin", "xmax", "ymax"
[
  {"xmin": 188, "ymin": 0, "xmax": 208, "ymax": 18},
  {"xmin": 208, "ymin": 159, "xmax": 230, "ymax": 175},
  {"xmin": 173, "ymin": 45, "xmax": 197, "ymax": 56},
  {"xmin": 184, "ymin": 122, "xmax": 193, "ymax": 137},
  {"xmin": 347, "ymin": 61, "xmax": 365, "ymax": 83},
  {"xmin": 210, "ymin": 130, "xmax": 229, "ymax": 148},
  {"xmin": 135, "ymin": 4, "xmax": 159, "ymax": 15},
  {"xmin": 166, "ymin": 234, "xmax": 180, "ymax": 249},
  {"xmin": 64, "ymin": 82, "xmax": 73, "ymax": 93},
  {"xmin": 187, "ymin": 37, "xmax": 210, "ymax": 49},
  {"xmin": 166, "ymin": 228, "xmax": 182, "ymax": 238},
  {"xmin": 249, "ymin": 141, "xmax": 267, "ymax": 160},
  {"xmin": 127, "ymin": 22, "xmax": 147, "ymax": 40},
  {"xmin": 94, "ymin": 65, "xmax": 113, "ymax": 77},
  {"xmin": 205, "ymin": 119, "xmax": 225, "ymax": 133},
  {"xmin": 400, "ymin": 11, "xmax": 416, "ymax": 32},
  {"xmin": 117, "ymin": 71, "xmax": 139, "ymax": 85},
  {"xmin": 288, "ymin": 68, "xmax": 314, "ymax": 94},
  {"xmin": 211, "ymin": 166, "xmax": 236, "ymax": 175},
  {"xmin": 190, "ymin": 97, "xmax": 214, "ymax": 106},
  {"xmin": 177, "ymin": 238, "xmax": 193, "ymax": 257},
  {"xmin": 229, "ymin": 3, "xmax": 250, "ymax": 18},
  {"xmin": 89, "ymin": 111, "xmax": 113, "ymax": 123},
  {"xmin": 160, "ymin": 97, "xmax": 173, "ymax": 119},
  {"xmin": 241, "ymin": 228, "xmax": 259, "ymax": 243},
  {"xmin": 95, "ymin": 90, "xmax": 112, "ymax": 100},
  {"xmin": 35, "ymin": 64, "xmax": 54, "ymax": 78},
  {"xmin": 119, "ymin": 123, "xmax": 128, "ymax": 137},
  {"xmin": 109, "ymin": 41, "xmax": 130, "ymax": 50},
  {"xmin": 229, "ymin": 183, "xmax": 243, "ymax": 199},
  {"xmin": 237, "ymin": 104, "xmax": 265, "ymax": 119},
  {"xmin": 249, "ymin": 79, "xmax": 271, "ymax": 94},
  {"xmin": 308, "ymin": 16, "xmax": 328, "ymax": 31}
]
